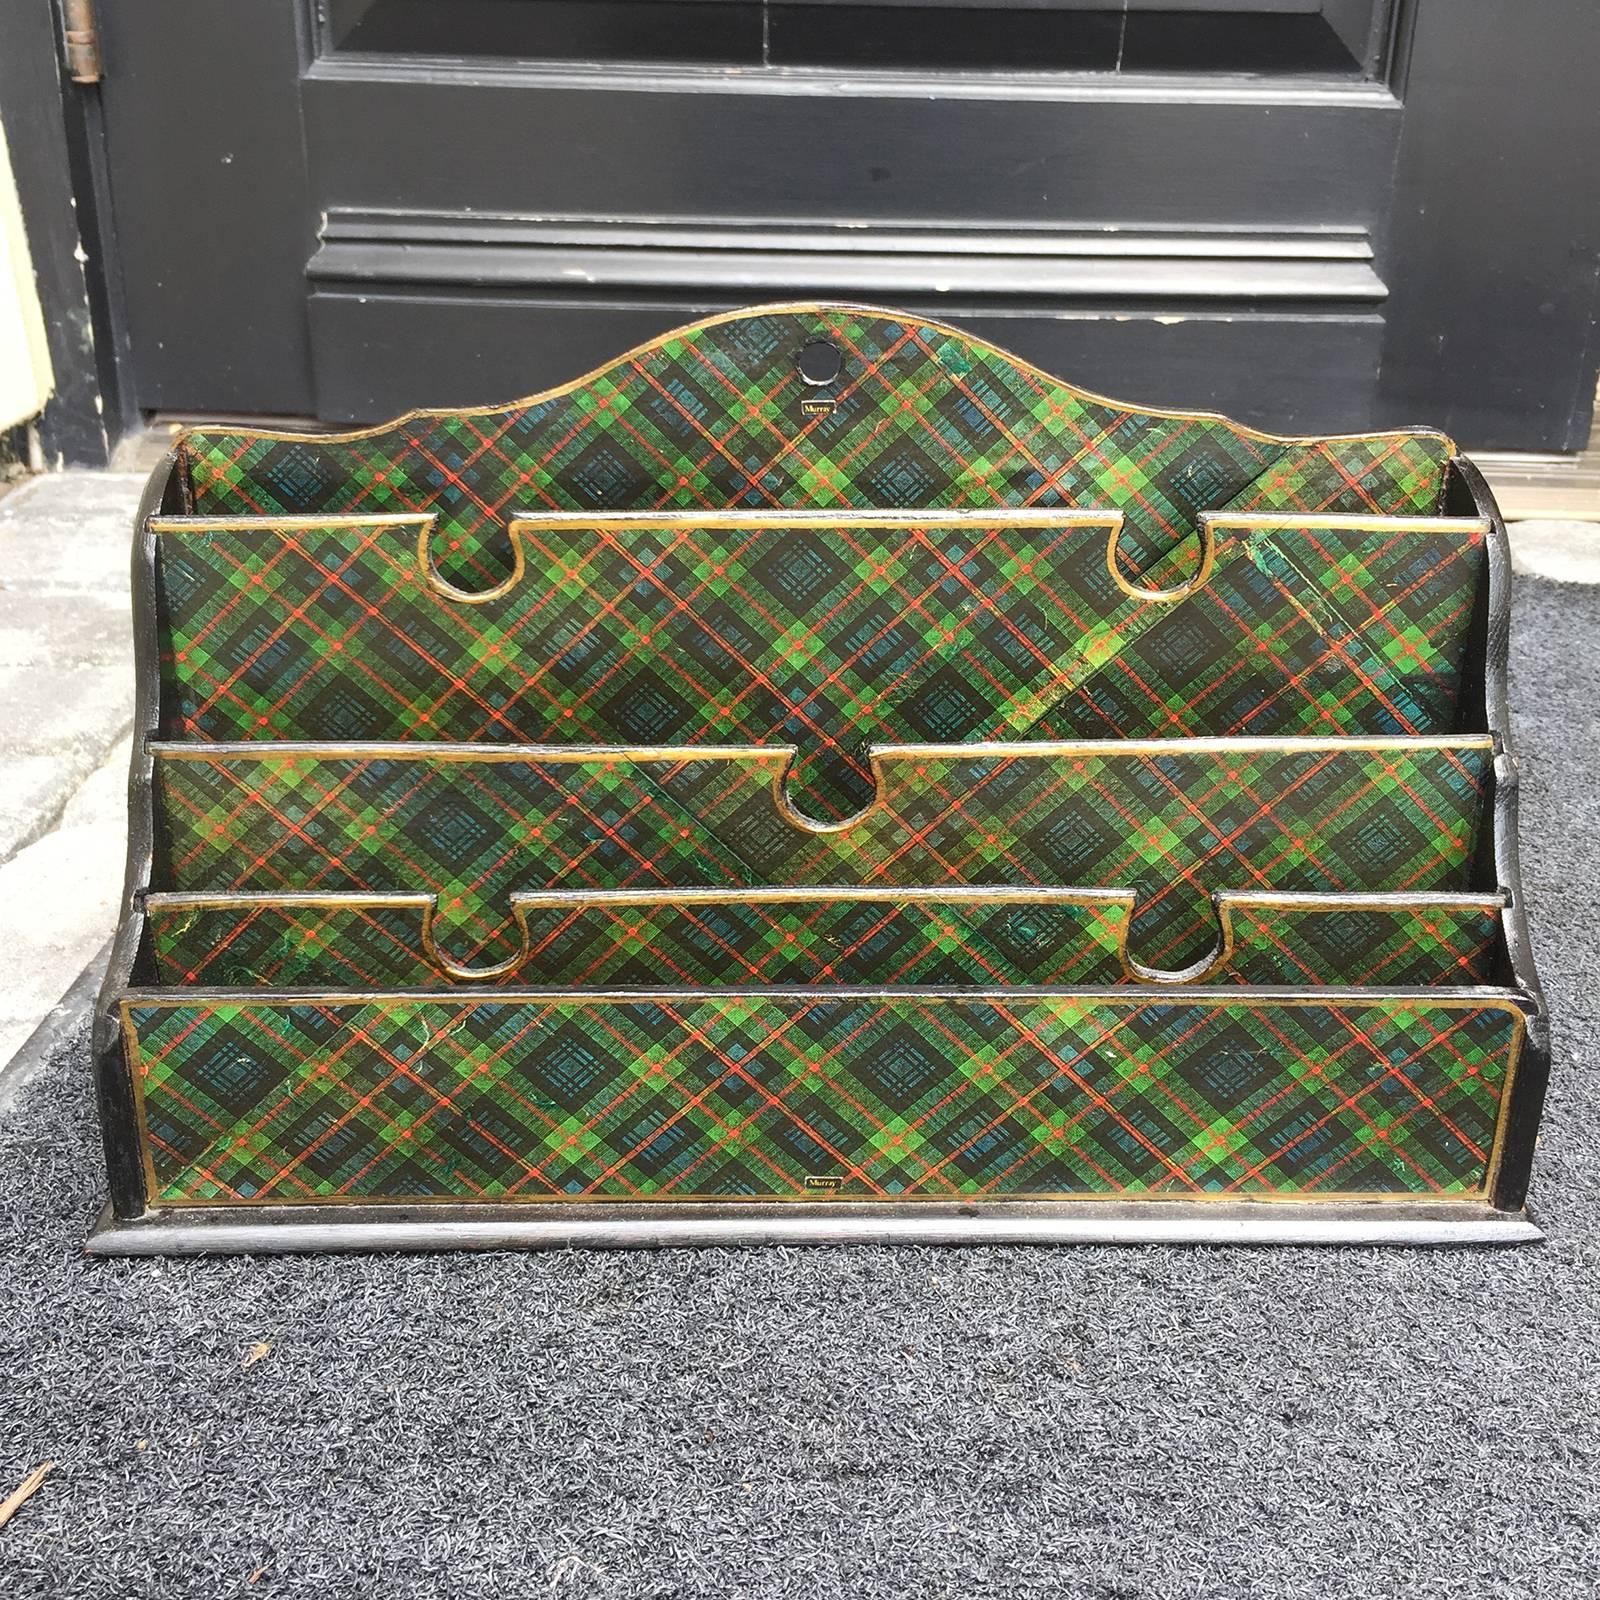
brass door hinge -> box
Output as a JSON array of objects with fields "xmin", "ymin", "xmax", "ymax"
[{"xmin": 62, "ymin": 0, "xmax": 103, "ymax": 84}]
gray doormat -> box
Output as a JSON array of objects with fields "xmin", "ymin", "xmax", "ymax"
[{"xmin": 2, "ymin": 579, "xmax": 1597, "ymax": 1600}]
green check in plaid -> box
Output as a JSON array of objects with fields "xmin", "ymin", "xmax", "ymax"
[
  {"xmin": 153, "ymin": 741, "xmax": 1492, "ymax": 973},
  {"xmin": 154, "ymin": 512, "xmax": 1485, "ymax": 819},
  {"xmin": 127, "ymin": 992, "xmax": 1522, "ymax": 1204},
  {"xmin": 176, "ymin": 308, "xmax": 1453, "ymax": 593},
  {"xmin": 117, "ymin": 306, "xmax": 1527, "ymax": 1223},
  {"xmin": 146, "ymin": 891, "xmax": 1504, "ymax": 991}
]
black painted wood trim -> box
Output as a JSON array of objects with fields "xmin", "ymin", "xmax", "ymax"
[
  {"xmin": 93, "ymin": 452, "xmax": 185, "ymax": 1220},
  {"xmin": 1450, "ymin": 457, "xmax": 1549, "ymax": 1214},
  {"xmin": 310, "ymin": 213, "xmax": 1387, "ymax": 303},
  {"xmin": 86, "ymin": 1198, "xmax": 1543, "ymax": 1257}
]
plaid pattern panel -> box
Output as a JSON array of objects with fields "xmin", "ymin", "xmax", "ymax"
[
  {"xmin": 125, "ymin": 992, "xmax": 1523, "ymax": 1204},
  {"xmin": 153, "ymin": 513, "xmax": 1485, "ymax": 817},
  {"xmin": 1223, "ymin": 899, "xmax": 1504, "ymax": 988},
  {"xmin": 152, "ymin": 741, "xmax": 1492, "ymax": 973},
  {"xmin": 147, "ymin": 891, "xmax": 1502, "ymax": 990},
  {"xmin": 150, "ymin": 898, "xmax": 455, "ymax": 989},
  {"xmin": 146, "ymin": 893, "xmax": 1133, "ymax": 988},
  {"xmin": 175, "ymin": 307, "xmax": 1452, "ymax": 591}
]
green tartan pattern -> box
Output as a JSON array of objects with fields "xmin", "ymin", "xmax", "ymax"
[
  {"xmin": 153, "ymin": 513, "xmax": 1485, "ymax": 817},
  {"xmin": 127, "ymin": 992, "xmax": 1522, "ymax": 1204},
  {"xmin": 152, "ymin": 741, "xmax": 1492, "ymax": 973},
  {"xmin": 147, "ymin": 892, "xmax": 1503, "ymax": 990},
  {"xmin": 175, "ymin": 308, "xmax": 1452, "ymax": 593},
  {"xmin": 1224, "ymin": 900, "xmax": 1504, "ymax": 988},
  {"xmin": 146, "ymin": 894, "xmax": 1131, "ymax": 988}
]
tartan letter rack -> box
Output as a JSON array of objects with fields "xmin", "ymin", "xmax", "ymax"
[{"xmin": 90, "ymin": 303, "xmax": 1548, "ymax": 1253}]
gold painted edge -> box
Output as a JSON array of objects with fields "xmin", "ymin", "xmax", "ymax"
[
  {"xmin": 150, "ymin": 509, "xmax": 1488, "ymax": 536},
  {"xmin": 148, "ymin": 740, "xmax": 785, "ymax": 763},
  {"xmin": 148, "ymin": 890, "xmax": 431, "ymax": 911},
  {"xmin": 1202, "ymin": 514, "xmax": 1490, "ymax": 535},
  {"xmin": 1216, "ymin": 890, "xmax": 1507, "ymax": 910},
  {"xmin": 144, "ymin": 885, "xmax": 1138, "ymax": 910},
  {"xmin": 150, "ymin": 514, "xmax": 435, "ymax": 534},
  {"xmin": 148, "ymin": 735, "xmax": 1497, "ymax": 762},
  {"xmin": 505, "ymin": 509, "xmax": 1123, "ymax": 531},
  {"xmin": 872, "ymin": 735, "xmax": 1494, "ymax": 758}
]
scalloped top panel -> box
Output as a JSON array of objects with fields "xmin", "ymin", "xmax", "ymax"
[{"xmin": 177, "ymin": 304, "xmax": 1453, "ymax": 581}]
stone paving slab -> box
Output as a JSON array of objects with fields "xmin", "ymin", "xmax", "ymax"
[
  {"xmin": 0, "ymin": 738, "xmax": 128, "ymax": 1067},
  {"xmin": 1507, "ymin": 518, "xmax": 1600, "ymax": 584},
  {"xmin": 0, "ymin": 472, "xmax": 142, "ymax": 863},
  {"xmin": 0, "ymin": 472, "xmax": 141, "ymax": 1067}
]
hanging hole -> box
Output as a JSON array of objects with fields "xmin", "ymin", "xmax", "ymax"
[{"xmin": 798, "ymin": 340, "xmax": 844, "ymax": 387}]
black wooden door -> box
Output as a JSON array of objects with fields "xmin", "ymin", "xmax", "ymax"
[{"xmin": 92, "ymin": 0, "xmax": 1600, "ymax": 448}]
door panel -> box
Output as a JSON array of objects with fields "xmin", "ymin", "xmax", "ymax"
[
  {"xmin": 91, "ymin": 0, "xmax": 1600, "ymax": 449},
  {"xmin": 95, "ymin": 2, "xmax": 315, "ymax": 414},
  {"xmin": 1377, "ymin": 0, "xmax": 1600, "ymax": 452},
  {"xmin": 308, "ymin": 291, "xmax": 1384, "ymax": 433},
  {"xmin": 300, "ymin": 70, "xmax": 1402, "ymax": 225}
]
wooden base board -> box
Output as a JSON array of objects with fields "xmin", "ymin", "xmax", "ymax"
[{"xmin": 86, "ymin": 1199, "xmax": 1545, "ymax": 1256}]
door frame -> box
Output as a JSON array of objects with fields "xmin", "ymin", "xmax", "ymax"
[{"xmin": 0, "ymin": 0, "xmax": 133, "ymax": 466}]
